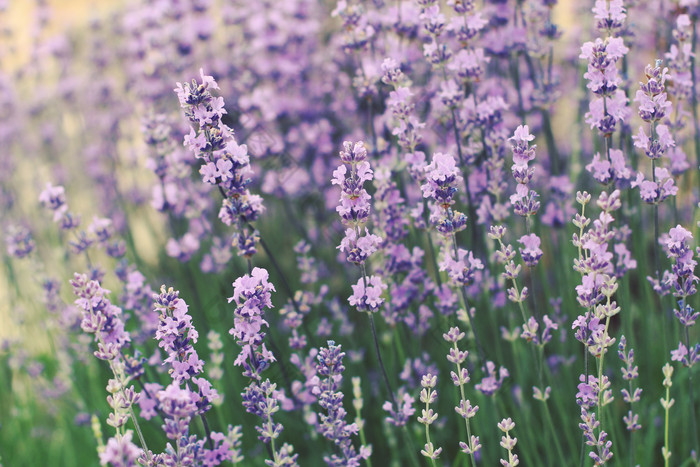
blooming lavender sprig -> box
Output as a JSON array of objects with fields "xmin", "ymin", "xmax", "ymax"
[
  {"xmin": 571, "ymin": 190, "xmax": 622, "ymax": 465},
  {"xmin": 333, "ymin": 141, "xmax": 387, "ymax": 314},
  {"xmin": 151, "ymin": 285, "xmax": 225, "ymax": 462},
  {"xmin": 154, "ymin": 286, "xmax": 205, "ymax": 384},
  {"xmin": 228, "ymin": 267, "xmax": 276, "ymax": 380},
  {"xmin": 312, "ymin": 341, "xmax": 370, "ymax": 466},
  {"xmin": 241, "ymin": 380, "xmax": 299, "ymax": 466},
  {"xmin": 632, "ymin": 62, "xmax": 678, "ymax": 202},
  {"xmin": 70, "ymin": 273, "xmax": 149, "ymax": 463},
  {"xmin": 422, "ymin": 151, "xmax": 484, "ymax": 358},
  {"xmin": 175, "ymin": 69, "xmax": 263, "ymax": 257},
  {"xmin": 228, "ymin": 267, "xmax": 297, "ymax": 466},
  {"xmin": 509, "ymin": 125, "xmax": 540, "ymax": 220},
  {"xmin": 664, "ymin": 225, "xmax": 700, "ymax": 454},
  {"xmin": 421, "ymin": 152, "xmax": 468, "ymax": 237},
  {"xmin": 579, "ymin": 2, "xmax": 630, "ymax": 139}
]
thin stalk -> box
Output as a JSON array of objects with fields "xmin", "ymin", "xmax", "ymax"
[
  {"xmin": 542, "ymin": 397, "xmax": 567, "ymax": 466},
  {"xmin": 542, "ymin": 109, "xmax": 561, "ymax": 175},
  {"xmin": 200, "ymin": 413, "xmax": 215, "ymax": 451},
  {"xmin": 450, "ymin": 234, "xmax": 486, "ymax": 363},
  {"xmin": 651, "ymin": 121, "xmax": 661, "ymax": 281},
  {"xmin": 579, "ymin": 345, "xmax": 590, "ymax": 467},
  {"xmin": 258, "ymin": 236, "xmax": 302, "ymax": 313},
  {"xmin": 663, "ymin": 378, "xmax": 672, "ymax": 467},
  {"xmin": 684, "ymin": 324, "xmax": 699, "ymax": 454},
  {"xmin": 452, "ymin": 340, "xmax": 477, "ymax": 467},
  {"xmin": 368, "ymin": 312, "xmax": 396, "ymax": 408}
]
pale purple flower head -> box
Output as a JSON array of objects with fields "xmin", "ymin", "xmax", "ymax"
[
  {"xmin": 349, "ymin": 275, "xmax": 387, "ymax": 313},
  {"xmin": 518, "ymin": 234, "xmax": 543, "ymax": 267}
]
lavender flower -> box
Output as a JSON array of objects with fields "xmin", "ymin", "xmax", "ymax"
[
  {"xmin": 4, "ymin": 225, "xmax": 35, "ymax": 258},
  {"xmin": 422, "ymin": 152, "xmax": 468, "ymax": 236},
  {"xmin": 618, "ymin": 336, "xmax": 642, "ymax": 432},
  {"xmin": 417, "ymin": 373, "xmax": 442, "ymax": 463},
  {"xmin": 518, "ymin": 234, "xmax": 543, "ymax": 268},
  {"xmin": 443, "ymin": 326, "xmax": 480, "ymax": 461},
  {"xmin": 497, "ymin": 418, "xmax": 519, "ymax": 467},
  {"xmin": 509, "ymin": 125, "xmax": 540, "ymax": 219},
  {"xmin": 312, "ymin": 341, "xmax": 370, "ymax": 466},
  {"xmin": 228, "ymin": 267, "xmax": 276, "ymax": 380},
  {"xmin": 175, "ymin": 69, "xmax": 263, "ymax": 257},
  {"xmin": 99, "ymin": 431, "xmax": 141, "ymax": 467},
  {"xmin": 154, "ymin": 286, "xmax": 205, "ymax": 384}
]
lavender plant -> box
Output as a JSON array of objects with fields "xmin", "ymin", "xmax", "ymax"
[{"xmin": 3, "ymin": 0, "xmax": 700, "ymax": 466}]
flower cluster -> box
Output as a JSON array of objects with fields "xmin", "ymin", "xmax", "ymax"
[
  {"xmin": 580, "ymin": 1, "xmax": 630, "ymax": 136},
  {"xmin": 228, "ymin": 267, "xmax": 276, "ymax": 380},
  {"xmin": 154, "ymin": 286, "xmax": 205, "ymax": 383},
  {"xmin": 497, "ymin": 418, "xmax": 519, "ymax": 467},
  {"xmin": 4, "ymin": 225, "xmax": 35, "ymax": 259},
  {"xmin": 334, "ymin": 141, "xmax": 386, "ymax": 313},
  {"xmin": 632, "ymin": 63, "xmax": 678, "ymax": 204},
  {"xmin": 71, "ymin": 273, "xmax": 131, "ymax": 360},
  {"xmin": 617, "ymin": 336, "xmax": 642, "ymax": 432},
  {"xmin": 312, "ymin": 341, "xmax": 370, "ymax": 465},
  {"xmin": 175, "ymin": 69, "xmax": 263, "ymax": 257},
  {"xmin": 422, "ymin": 152, "xmax": 468, "ymax": 236},
  {"xmin": 509, "ymin": 125, "xmax": 540, "ymax": 218},
  {"xmin": 664, "ymin": 225, "xmax": 700, "ymax": 367}
]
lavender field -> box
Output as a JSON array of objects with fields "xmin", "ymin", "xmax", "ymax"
[{"xmin": 2, "ymin": 0, "xmax": 700, "ymax": 465}]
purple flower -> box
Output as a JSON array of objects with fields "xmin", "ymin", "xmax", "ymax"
[
  {"xmin": 5, "ymin": 225, "xmax": 35, "ymax": 258},
  {"xmin": 383, "ymin": 390, "xmax": 416, "ymax": 426},
  {"xmin": 421, "ymin": 152, "xmax": 462, "ymax": 207},
  {"xmin": 671, "ymin": 342, "xmax": 700, "ymax": 367},
  {"xmin": 154, "ymin": 286, "xmax": 204, "ymax": 384},
  {"xmin": 228, "ymin": 267, "xmax": 276, "ymax": 379},
  {"xmin": 440, "ymin": 247, "xmax": 484, "ymax": 286},
  {"xmin": 338, "ymin": 227, "xmax": 383, "ymax": 265},
  {"xmin": 312, "ymin": 341, "xmax": 369, "ymax": 465},
  {"xmin": 70, "ymin": 274, "xmax": 130, "ymax": 360},
  {"xmin": 99, "ymin": 431, "xmax": 142, "ymax": 467},
  {"xmin": 631, "ymin": 168, "xmax": 677, "ymax": 204},
  {"xmin": 518, "ymin": 234, "xmax": 543, "ymax": 267},
  {"xmin": 475, "ymin": 361, "xmax": 508, "ymax": 396},
  {"xmin": 349, "ymin": 276, "xmax": 387, "ymax": 313},
  {"xmin": 335, "ymin": 142, "xmax": 373, "ymax": 227},
  {"xmin": 176, "ymin": 70, "xmax": 262, "ymax": 257}
]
